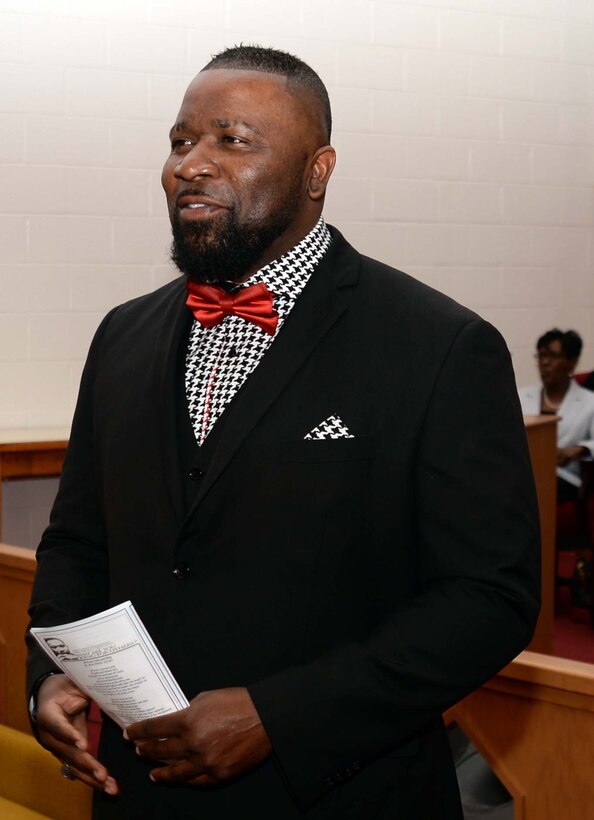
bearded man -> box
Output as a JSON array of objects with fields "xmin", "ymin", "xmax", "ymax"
[{"xmin": 26, "ymin": 45, "xmax": 539, "ymax": 820}]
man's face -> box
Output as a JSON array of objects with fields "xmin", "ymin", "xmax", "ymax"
[
  {"xmin": 536, "ymin": 339, "xmax": 576, "ymax": 388},
  {"xmin": 46, "ymin": 638, "xmax": 68, "ymax": 656},
  {"xmin": 161, "ymin": 69, "xmax": 333, "ymax": 283}
]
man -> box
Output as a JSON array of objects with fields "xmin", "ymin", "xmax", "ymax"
[
  {"xmin": 27, "ymin": 46, "xmax": 540, "ymax": 819},
  {"xmin": 43, "ymin": 637, "xmax": 78, "ymax": 662},
  {"xmin": 518, "ymin": 328, "xmax": 594, "ymax": 503}
]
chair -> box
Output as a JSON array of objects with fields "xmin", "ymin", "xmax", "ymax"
[
  {"xmin": 0, "ymin": 724, "xmax": 92, "ymax": 820},
  {"xmin": 574, "ymin": 370, "xmax": 594, "ymax": 390}
]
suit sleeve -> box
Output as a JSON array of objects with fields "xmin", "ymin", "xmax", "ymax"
[
  {"xmin": 248, "ymin": 317, "xmax": 541, "ymax": 810},
  {"xmin": 26, "ymin": 309, "xmax": 117, "ymax": 697}
]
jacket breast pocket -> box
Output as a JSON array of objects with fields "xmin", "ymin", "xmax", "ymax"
[{"xmin": 279, "ymin": 435, "xmax": 378, "ymax": 464}]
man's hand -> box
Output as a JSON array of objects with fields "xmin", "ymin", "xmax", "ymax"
[
  {"xmin": 557, "ymin": 445, "xmax": 587, "ymax": 466},
  {"xmin": 124, "ymin": 687, "xmax": 272, "ymax": 787},
  {"xmin": 35, "ymin": 673, "xmax": 119, "ymax": 795}
]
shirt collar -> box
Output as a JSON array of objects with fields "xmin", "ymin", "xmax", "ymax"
[{"xmin": 241, "ymin": 217, "xmax": 332, "ymax": 300}]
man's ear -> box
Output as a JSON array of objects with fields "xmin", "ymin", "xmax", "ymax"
[{"xmin": 307, "ymin": 146, "xmax": 336, "ymax": 201}]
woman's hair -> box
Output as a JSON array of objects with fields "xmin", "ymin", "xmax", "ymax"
[{"xmin": 537, "ymin": 328, "xmax": 583, "ymax": 360}]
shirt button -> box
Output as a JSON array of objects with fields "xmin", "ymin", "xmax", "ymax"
[
  {"xmin": 172, "ymin": 564, "xmax": 190, "ymax": 579},
  {"xmin": 189, "ymin": 467, "xmax": 203, "ymax": 481}
]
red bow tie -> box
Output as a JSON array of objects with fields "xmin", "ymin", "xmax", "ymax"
[{"xmin": 185, "ymin": 281, "xmax": 279, "ymax": 335}]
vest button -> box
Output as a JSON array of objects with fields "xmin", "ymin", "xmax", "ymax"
[
  {"xmin": 189, "ymin": 467, "xmax": 203, "ymax": 481},
  {"xmin": 172, "ymin": 563, "xmax": 190, "ymax": 579}
]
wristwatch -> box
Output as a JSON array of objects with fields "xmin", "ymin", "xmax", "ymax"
[{"xmin": 28, "ymin": 671, "xmax": 63, "ymax": 723}]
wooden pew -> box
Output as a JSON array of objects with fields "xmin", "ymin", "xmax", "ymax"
[
  {"xmin": 448, "ymin": 651, "xmax": 594, "ymax": 819},
  {"xmin": 524, "ymin": 414, "xmax": 557, "ymax": 655},
  {"xmin": 3, "ymin": 543, "xmax": 594, "ymax": 817},
  {"xmin": 0, "ymin": 543, "xmax": 36, "ymax": 733},
  {"xmin": 0, "ymin": 543, "xmax": 102, "ymax": 760}
]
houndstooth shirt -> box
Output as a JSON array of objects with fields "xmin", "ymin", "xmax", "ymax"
[{"xmin": 185, "ymin": 218, "xmax": 332, "ymax": 446}]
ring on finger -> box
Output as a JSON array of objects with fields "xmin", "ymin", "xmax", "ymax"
[{"xmin": 60, "ymin": 762, "xmax": 76, "ymax": 780}]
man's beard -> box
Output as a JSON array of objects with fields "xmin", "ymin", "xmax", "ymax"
[{"xmin": 170, "ymin": 190, "xmax": 301, "ymax": 284}]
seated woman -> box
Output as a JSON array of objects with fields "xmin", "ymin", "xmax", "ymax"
[{"xmin": 519, "ymin": 328, "xmax": 594, "ymax": 503}]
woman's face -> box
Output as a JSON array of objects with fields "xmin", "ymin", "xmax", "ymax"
[{"xmin": 536, "ymin": 339, "xmax": 577, "ymax": 389}]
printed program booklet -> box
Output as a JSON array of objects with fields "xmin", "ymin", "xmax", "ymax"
[{"xmin": 30, "ymin": 601, "xmax": 189, "ymax": 728}]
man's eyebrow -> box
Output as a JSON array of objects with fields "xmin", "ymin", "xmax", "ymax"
[
  {"xmin": 168, "ymin": 118, "xmax": 264, "ymax": 139},
  {"xmin": 211, "ymin": 118, "xmax": 263, "ymax": 135},
  {"xmin": 168, "ymin": 120, "xmax": 189, "ymax": 140}
]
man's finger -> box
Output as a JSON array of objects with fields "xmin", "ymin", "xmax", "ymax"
[
  {"xmin": 125, "ymin": 711, "xmax": 183, "ymax": 742},
  {"xmin": 43, "ymin": 737, "xmax": 116, "ymax": 793},
  {"xmin": 42, "ymin": 713, "xmax": 88, "ymax": 751},
  {"xmin": 58, "ymin": 760, "xmax": 119, "ymax": 795},
  {"xmin": 148, "ymin": 759, "xmax": 198, "ymax": 784},
  {"xmin": 134, "ymin": 736, "xmax": 184, "ymax": 761}
]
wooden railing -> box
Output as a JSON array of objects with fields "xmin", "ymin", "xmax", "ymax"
[{"xmin": 0, "ymin": 428, "xmax": 68, "ymax": 538}]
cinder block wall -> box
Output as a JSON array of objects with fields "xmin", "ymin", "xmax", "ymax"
[{"xmin": 1, "ymin": 0, "xmax": 593, "ymax": 544}]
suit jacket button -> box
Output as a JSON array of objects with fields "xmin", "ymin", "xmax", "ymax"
[
  {"xmin": 172, "ymin": 563, "xmax": 190, "ymax": 579},
  {"xmin": 189, "ymin": 467, "xmax": 203, "ymax": 481}
]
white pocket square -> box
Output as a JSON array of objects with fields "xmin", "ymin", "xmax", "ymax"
[{"xmin": 304, "ymin": 415, "xmax": 355, "ymax": 440}]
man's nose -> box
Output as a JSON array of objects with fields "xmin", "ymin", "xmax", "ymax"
[{"xmin": 174, "ymin": 143, "xmax": 220, "ymax": 181}]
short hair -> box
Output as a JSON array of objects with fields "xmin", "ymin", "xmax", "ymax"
[
  {"xmin": 202, "ymin": 44, "xmax": 332, "ymax": 142},
  {"xmin": 537, "ymin": 328, "xmax": 583, "ymax": 360}
]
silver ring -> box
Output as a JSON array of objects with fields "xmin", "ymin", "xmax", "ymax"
[{"xmin": 60, "ymin": 762, "xmax": 76, "ymax": 780}]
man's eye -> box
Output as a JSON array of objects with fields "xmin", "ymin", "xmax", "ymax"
[
  {"xmin": 222, "ymin": 135, "xmax": 246, "ymax": 145},
  {"xmin": 171, "ymin": 139, "xmax": 193, "ymax": 152}
]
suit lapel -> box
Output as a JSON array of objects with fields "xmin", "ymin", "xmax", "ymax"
[
  {"xmin": 151, "ymin": 279, "xmax": 192, "ymax": 528},
  {"xmin": 190, "ymin": 230, "xmax": 361, "ymax": 511}
]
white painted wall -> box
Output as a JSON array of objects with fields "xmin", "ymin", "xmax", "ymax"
[{"xmin": 2, "ymin": 0, "xmax": 593, "ymax": 545}]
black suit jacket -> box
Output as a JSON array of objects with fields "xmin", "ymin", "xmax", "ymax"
[{"xmin": 27, "ymin": 227, "xmax": 540, "ymax": 819}]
